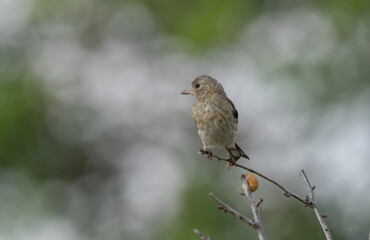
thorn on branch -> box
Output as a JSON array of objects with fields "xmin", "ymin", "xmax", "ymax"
[
  {"xmin": 218, "ymin": 205, "xmax": 227, "ymax": 213},
  {"xmin": 257, "ymin": 198, "xmax": 263, "ymax": 208}
]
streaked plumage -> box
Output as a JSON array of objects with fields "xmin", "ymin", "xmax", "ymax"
[{"xmin": 181, "ymin": 74, "xmax": 249, "ymax": 163}]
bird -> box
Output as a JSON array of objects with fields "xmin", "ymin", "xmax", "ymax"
[{"xmin": 181, "ymin": 74, "xmax": 249, "ymax": 167}]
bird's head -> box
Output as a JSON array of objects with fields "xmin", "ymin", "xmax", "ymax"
[{"xmin": 181, "ymin": 75, "xmax": 225, "ymax": 100}]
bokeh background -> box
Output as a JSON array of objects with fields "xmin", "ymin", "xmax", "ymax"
[{"xmin": 1, "ymin": 0, "xmax": 369, "ymax": 239}]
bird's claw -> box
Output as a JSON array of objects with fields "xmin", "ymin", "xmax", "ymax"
[
  {"xmin": 202, "ymin": 148, "xmax": 213, "ymax": 160},
  {"xmin": 227, "ymin": 155, "xmax": 236, "ymax": 169}
]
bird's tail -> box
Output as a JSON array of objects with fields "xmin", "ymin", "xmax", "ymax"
[{"xmin": 226, "ymin": 143, "xmax": 250, "ymax": 161}]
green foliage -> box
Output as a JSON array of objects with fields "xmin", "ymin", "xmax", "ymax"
[
  {"xmin": 0, "ymin": 75, "xmax": 112, "ymax": 181},
  {"xmin": 321, "ymin": 0, "xmax": 370, "ymax": 16},
  {"xmin": 138, "ymin": 0, "xmax": 257, "ymax": 47},
  {"xmin": 0, "ymin": 76, "xmax": 46, "ymax": 173}
]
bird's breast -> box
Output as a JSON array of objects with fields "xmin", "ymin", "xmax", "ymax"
[{"xmin": 192, "ymin": 101, "xmax": 237, "ymax": 147}]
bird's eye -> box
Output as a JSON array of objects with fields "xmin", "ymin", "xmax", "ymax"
[{"xmin": 195, "ymin": 83, "xmax": 200, "ymax": 88}]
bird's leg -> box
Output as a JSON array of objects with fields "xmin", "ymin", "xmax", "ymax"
[
  {"xmin": 227, "ymin": 153, "xmax": 236, "ymax": 169},
  {"xmin": 203, "ymin": 148, "xmax": 213, "ymax": 160}
]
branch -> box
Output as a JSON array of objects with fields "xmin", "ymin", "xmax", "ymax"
[
  {"xmin": 300, "ymin": 170, "xmax": 333, "ymax": 240},
  {"xmin": 193, "ymin": 229, "xmax": 212, "ymax": 240},
  {"xmin": 241, "ymin": 174, "xmax": 266, "ymax": 240},
  {"xmin": 256, "ymin": 198, "xmax": 263, "ymax": 208},
  {"xmin": 209, "ymin": 192, "xmax": 255, "ymax": 227},
  {"xmin": 199, "ymin": 149, "xmax": 311, "ymax": 207},
  {"xmin": 199, "ymin": 150, "xmax": 333, "ymax": 239}
]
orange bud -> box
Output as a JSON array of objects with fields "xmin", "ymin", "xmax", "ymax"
[{"xmin": 243, "ymin": 173, "xmax": 259, "ymax": 192}]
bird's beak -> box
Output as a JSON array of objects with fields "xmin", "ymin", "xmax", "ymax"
[{"xmin": 181, "ymin": 86, "xmax": 194, "ymax": 95}]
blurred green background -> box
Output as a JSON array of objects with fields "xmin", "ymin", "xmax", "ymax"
[{"xmin": 0, "ymin": 0, "xmax": 369, "ymax": 239}]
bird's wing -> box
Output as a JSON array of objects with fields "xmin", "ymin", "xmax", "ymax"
[{"xmin": 226, "ymin": 98, "xmax": 238, "ymax": 121}]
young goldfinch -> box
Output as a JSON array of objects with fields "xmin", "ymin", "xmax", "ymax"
[{"xmin": 181, "ymin": 75, "xmax": 249, "ymax": 166}]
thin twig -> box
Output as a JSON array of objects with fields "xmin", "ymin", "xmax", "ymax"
[
  {"xmin": 209, "ymin": 192, "xmax": 255, "ymax": 227},
  {"xmin": 242, "ymin": 174, "xmax": 266, "ymax": 240},
  {"xmin": 300, "ymin": 170, "xmax": 333, "ymax": 240},
  {"xmin": 256, "ymin": 198, "xmax": 263, "ymax": 208},
  {"xmin": 193, "ymin": 229, "xmax": 212, "ymax": 240},
  {"xmin": 199, "ymin": 149, "xmax": 311, "ymax": 207}
]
